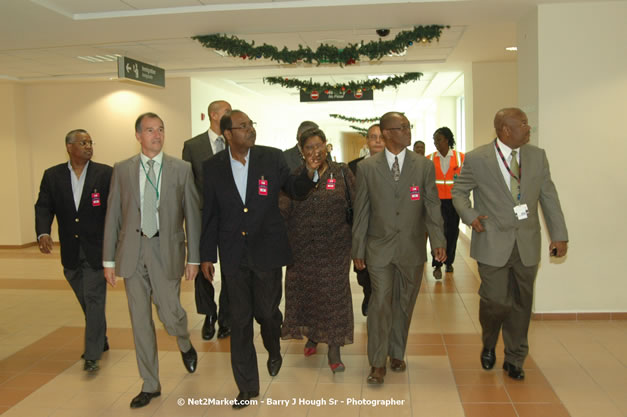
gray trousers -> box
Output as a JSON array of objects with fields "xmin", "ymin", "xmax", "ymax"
[
  {"xmin": 478, "ymin": 244, "xmax": 538, "ymax": 367},
  {"xmin": 63, "ymin": 249, "xmax": 107, "ymax": 361},
  {"xmin": 124, "ymin": 236, "xmax": 191, "ymax": 393},
  {"xmin": 367, "ymin": 262, "xmax": 424, "ymax": 367}
]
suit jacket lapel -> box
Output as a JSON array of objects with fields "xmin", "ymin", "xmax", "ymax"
[
  {"xmin": 61, "ymin": 165, "xmax": 77, "ymax": 214},
  {"xmin": 159, "ymin": 155, "xmax": 173, "ymax": 206},
  {"xmin": 374, "ymin": 152, "xmax": 395, "ymax": 187},
  {"xmin": 130, "ymin": 155, "xmax": 141, "ymax": 208},
  {"xmin": 78, "ymin": 162, "xmax": 96, "ymax": 211},
  {"xmin": 519, "ymin": 145, "xmax": 530, "ymax": 200},
  {"xmin": 245, "ymin": 147, "xmax": 260, "ymax": 205},
  {"xmin": 398, "ymin": 151, "xmax": 417, "ymax": 190}
]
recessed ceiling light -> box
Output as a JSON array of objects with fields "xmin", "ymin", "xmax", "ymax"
[
  {"xmin": 76, "ymin": 54, "xmax": 121, "ymax": 63},
  {"xmin": 506, "ymin": 46, "xmax": 518, "ymax": 51}
]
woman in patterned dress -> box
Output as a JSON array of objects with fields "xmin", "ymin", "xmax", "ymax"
[{"xmin": 280, "ymin": 128, "xmax": 355, "ymax": 372}]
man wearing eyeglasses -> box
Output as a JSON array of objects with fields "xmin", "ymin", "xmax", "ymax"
[
  {"xmin": 35, "ymin": 129, "xmax": 112, "ymax": 373},
  {"xmin": 352, "ymin": 112, "xmax": 446, "ymax": 385},
  {"xmin": 182, "ymin": 100, "xmax": 232, "ymax": 342},
  {"xmin": 200, "ymin": 110, "xmax": 319, "ymax": 409},
  {"xmin": 348, "ymin": 123, "xmax": 385, "ymax": 317}
]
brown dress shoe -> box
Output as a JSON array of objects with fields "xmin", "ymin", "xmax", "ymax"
[
  {"xmin": 367, "ymin": 367, "xmax": 386, "ymax": 384},
  {"xmin": 390, "ymin": 358, "xmax": 406, "ymax": 372}
]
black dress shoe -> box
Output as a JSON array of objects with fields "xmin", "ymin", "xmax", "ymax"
[
  {"xmin": 361, "ymin": 298, "xmax": 369, "ymax": 316},
  {"xmin": 445, "ymin": 264, "xmax": 454, "ymax": 273},
  {"xmin": 480, "ymin": 348, "xmax": 496, "ymax": 370},
  {"xmin": 217, "ymin": 325, "xmax": 231, "ymax": 339},
  {"xmin": 181, "ymin": 345, "xmax": 198, "ymax": 373},
  {"xmin": 267, "ymin": 356, "xmax": 282, "ymax": 377},
  {"xmin": 83, "ymin": 359, "xmax": 99, "ymax": 372},
  {"xmin": 130, "ymin": 391, "xmax": 160, "ymax": 408},
  {"xmin": 503, "ymin": 361, "xmax": 525, "ymax": 379},
  {"xmin": 202, "ymin": 315, "xmax": 216, "ymax": 340},
  {"xmin": 232, "ymin": 391, "xmax": 259, "ymax": 410}
]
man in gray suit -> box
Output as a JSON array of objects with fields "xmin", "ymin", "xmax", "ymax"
[
  {"xmin": 352, "ymin": 111, "xmax": 446, "ymax": 385},
  {"xmin": 452, "ymin": 107, "xmax": 568, "ymax": 380},
  {"xmin": 182, "ymin": 99, "xmax": 232, "ymax": 341},
  {"xmin": 103, "ymin": 112, "xmax": 200, "ymax": 408}
]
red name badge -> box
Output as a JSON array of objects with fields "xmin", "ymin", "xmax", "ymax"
[
  {"xmin": 410, "ymin": 186, "xmax": 420, "ymax": 201},
  {"xmin": 91, "ymin": 192, "xmax": 101, "ymax": 207},
  {"xmin": 258, "ymin": 179, "xmax": 268, "ymax": 196},
  {"xmin": 326, "ymin": 178, "xmax": 336, "ymax": 190}
]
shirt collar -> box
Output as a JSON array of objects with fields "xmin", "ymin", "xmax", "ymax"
[
  {"xmin": 228, "ymin": 147, "xmax": 250, "ymax": 165},
  {"xmin": 436, "ymin": 149, "xmax": 451, "ymax": 159},
  {"xmin": 495, "ymin": 137, "xmax": 514, "ymax": 158},
  {"xmin": 208, "ymin": 128, "xmax": 221, "ymax": 142},
  {"xmin": 384, "ymin": 147, "xmax": 406, "ymax": 164},
  {"xmin": 67, "ymin": 160, "xmax": 90, "ymax": 174},
  {"xmin": 140, "ymin": 151, "xmax": 163, "ymax": 165}
]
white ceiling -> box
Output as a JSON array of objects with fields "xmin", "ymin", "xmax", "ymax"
[{"xmin": 0, "ymin": 0, "xmax": 604, "ymax": 97}]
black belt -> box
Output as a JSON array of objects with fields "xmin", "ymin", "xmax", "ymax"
[{"xmin": 141, "ymin": 231, "xmax": 159, "ymax": 238}]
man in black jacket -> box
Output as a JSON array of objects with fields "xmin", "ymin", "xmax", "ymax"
[
  {"xmin": 200, "ymin": 110, "xmax": 319, "ymax": 409},
  {"xmin": 35, "ymin": 129, "xmax": 112, "ymax": 373}
]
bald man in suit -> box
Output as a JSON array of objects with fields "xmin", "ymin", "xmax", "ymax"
[
  {"xmin": 452, "ymin": 107, "xmax": 568, "ymax": 380},
  {"xmin": 352, "ymin": 112, "xmax": 446, "ymax": 385}
]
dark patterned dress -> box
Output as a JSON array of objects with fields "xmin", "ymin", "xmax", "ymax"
[{"xmin": 280, "ymin": 162, "xmax": 355, "ymax": 346}]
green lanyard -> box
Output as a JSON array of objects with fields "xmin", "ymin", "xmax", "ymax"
[{"xmin": 140, "ymin": 159, "xmax": 163, "ymax": 200}]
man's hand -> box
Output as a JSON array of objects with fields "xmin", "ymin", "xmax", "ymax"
[
  {"xmin": 470, "ymin": 215, "xmax": 488, "ymax": 233},
  {"xmin": 185, "ymin": 264, "xmax": 199, "ymax": 281},
  {"xmin": 38, "ymin": 235, "xmax": 53, "ymax": 254},
  {"xmin": 433, "ymin": 248, "xmax": 447, "ymax": 263},
  {"xmin": 353, "ymin": 258, "xmax": 366, "ymax": 271},
  {"xmin": 104, "ymin": 267, "xmax": 117, "ymax": 287},
  {"xmin": 201, "ymin": 261, "xmax": 215, "ymax": 282},
  {"xmin": 549, "ymin": 241, "xmax": 568, "ymax": 257}
]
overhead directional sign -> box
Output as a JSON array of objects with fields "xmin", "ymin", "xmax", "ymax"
[
  {"xmin": 300, "ymin": 89, "xmax": 373, "ymax": 102},
  {"xmin": 117, "ymin": 56, "xmax": 165, "ymax": 88}
]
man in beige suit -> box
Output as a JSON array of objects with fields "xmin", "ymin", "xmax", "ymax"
[
  {"xmin": 352, "ymin": 111, "xmax": 446, "ymax": 385},
  {"xmin": 103, "ymin": 112, "xmax": 201, "ymax": 408},
  {"xmin": 452, "ymin": 107, "xmax": 568, "ymax": 380}
]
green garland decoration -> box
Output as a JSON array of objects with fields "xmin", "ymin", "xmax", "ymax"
[
  {"xmin": 192, "ymin": 25, "xmax": 448, "ymax": 66},
  {"xmin": 264, "ymin": 72, "xmax": 422, "ymax": 94},
  {"xmin": 330, "ymin": 114, "xmax": 380, "ymax": 124},
  {"xmin": 349, "ymin": 125, "xmax": 369, "ymax": 136}
]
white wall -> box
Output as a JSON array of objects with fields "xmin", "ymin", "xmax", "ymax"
[{"xmin": 533, "ymin": 1, "xmax": 627, "ymax": 312}]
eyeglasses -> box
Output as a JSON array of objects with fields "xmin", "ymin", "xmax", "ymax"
[
  {"xmin": 384, "ymin": 125, "xmax": 411, "ymax": 132},
  {"xmin": 70, "ymin": 141, "xmax": 95, "ymax": 147},
  {"xmin": 230, "ymin": 121, "xmax": 257, "ymax": 131}
]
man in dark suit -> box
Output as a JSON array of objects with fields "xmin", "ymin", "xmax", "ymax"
[
  {"xmin": 452, "ymin": 107, "xmax": 568, "ymax": 380},
  {"xmin": 347, "ymin": 123, "xmax": 384, "ymax": 316},
  {"xmin": 182, "ymin": 99, "xmax": 232, "ymax": 340},
  {"xmin": 200, "ymin": 110, "xmax": 319, "ymax": 409},
  {"xmin": 103, "ymin": 113, "xmax": 200, "ymax": 408},
  {"xmin": 352, "ymin": 112, "xmax": 446, "ymax": 385},
  {"xmin": 35, "ymin": 129, "xmax": 112, "ymax": 373},
  {"xmin": 283, "ymin": 120, "xmax": 318, "ymax": 171}
]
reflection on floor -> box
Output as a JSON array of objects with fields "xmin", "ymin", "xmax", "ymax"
[{"xmin": 0, "ymin": 239, "xmax": 626, "ymax": 417}]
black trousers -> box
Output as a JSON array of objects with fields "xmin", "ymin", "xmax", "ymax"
[
  {"xmin": 224, "ymin": 264, "xmax": 283, "ymax": 392},
  {"xmin": 63, "ymin": 247, "xmax": 107, "ymax": 360},
  {"xmin": 194, "ymin": 270, "xmax": 230, "ymax": 328},
  {"xmin": 432, "ymin": 198, "xmax": 460, "ymax": 268}
]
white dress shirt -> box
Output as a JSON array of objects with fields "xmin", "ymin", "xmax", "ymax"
[
  {"xmin": 139, "ymin": 151, "xmax": 163, "ymax": 229},
  {"xmin": 229, "ymin": 148, "xmax": 250, "ymax": 204},
  {"xmin": 494, "ymin": 138, "xmax": 520, "ymax": 192},
  {"xmin": 208, "ymin": 128, "xmax": 225, "ymax": 154},
  {"xmin": 384, "ymin": 147, "xmax": 407, "ymax": 173}
]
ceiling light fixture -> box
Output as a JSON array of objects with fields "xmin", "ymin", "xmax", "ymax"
[
  {"xmin": 506, "ymin": 46, "xmax": 518, "ymax": 51},
  {"xmin": 77, "ymin": 54, "xmax": 121, "ymax": 63}
]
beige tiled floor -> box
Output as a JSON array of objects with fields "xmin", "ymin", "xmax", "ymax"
[{"xmin": 0, "ymin": 240, "xmax": 626, "ymax": 416}]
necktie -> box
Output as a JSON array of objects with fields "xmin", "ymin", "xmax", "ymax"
[
  {"xmin": 392, "ymin": 156, "xmax": 400, "ymax": 182},
  {"xmin": 215, "ymin": 136, "xmax": 225, "ymax": 153},
  {"xmin": 510, "ymin": 150, "xmax": 519, "ymax": 201},
  {"xmin": 142, "ymin": 159, "xmax": 158, "ymax": 238}
]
